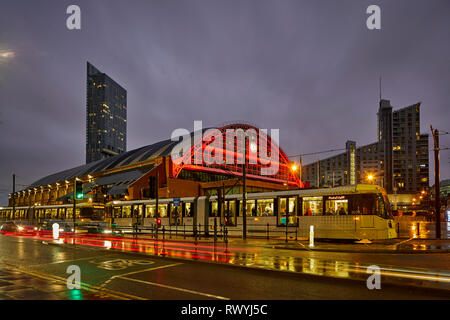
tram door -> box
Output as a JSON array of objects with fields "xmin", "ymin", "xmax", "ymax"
[
  {"xmin": 169, "ymin": 203, "xmax": 182, "ymax": 226},
  {"xmin": 132, "ymin": 205, "xmax": 144, "ymax": 226},
  {"xmin": 223, "ymin": 200, "xmax": 236, "ymax": 226}
]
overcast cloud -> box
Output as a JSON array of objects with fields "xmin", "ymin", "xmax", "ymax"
[{"xmin": 0, "ymin": 0, "xmax": 449, "ymax": 204}]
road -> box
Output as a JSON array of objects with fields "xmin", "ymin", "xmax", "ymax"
[{"xmin": 0, "ymin": 234, "xmax": 449, "ymax": 300}]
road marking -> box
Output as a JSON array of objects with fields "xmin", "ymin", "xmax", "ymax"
[
  {"xmin": 394, "ymin": 237, "xmax": 414, "ymax": 247},
  {"xmin": 5, "ymin": 263, "xmax": 147, "ymax": 300},
  {"xmin": 100, "ymin": 263, "xmax": 182, "ymax": 287},
  {"xmin": 91, "ymin": 259, "xmax": 155, "ymax": 271},
  {"xmin": 118, "ymin": 276, "xmax": 230, "ymax": 300},
  {"xmin": 29, "ymin": 254, "xmax": 114, "ymax": 267}
]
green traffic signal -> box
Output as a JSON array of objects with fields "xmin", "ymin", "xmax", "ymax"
[{"xmin": 75, "ymin": 180, "xmax": 83, "ymax": 200}]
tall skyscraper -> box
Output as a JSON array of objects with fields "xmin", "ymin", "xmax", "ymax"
[
  {"xmin": 377, "ymin": 99, "xmax": 394, "ymax": 193},
  {"xmin": 86, "ymin": 62, "xmax": 127, "ymax": 163}
]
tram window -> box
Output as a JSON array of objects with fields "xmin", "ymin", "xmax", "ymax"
[
  {"xmin": 60, "ymin": 208, "xmax": 66, "ymax": 219},
  {"xmin": 185, "ymin": 203, "xmax": 193, "ymax": 217},
  {"xmin": 325, "ymin": 197, "xmax": 348, "ymax": 215},
  {"xmin": 67, "ymin": 208, "xmax": 73, "ymax": 219},
  {"xmin": 303, "ymin": 197, "xmax": 323, "ymax": 216},
  {"xmin": 349, "ymin": 194, "xmax": 376, "ymax": 215},
  {"xmin": 224, "ymin": 201, "xmax": 236, "ymax": 226},
  {"xmin": 382, "ymin": 195, "xmax": 391, "ymax": 218},
  {"xmin": 170, "ymin": 205, "xmax": 182, "ymax": 225},
  {"xmin": 278, "ymin": 198, "xmax": 297, "ymax": 225},
  {"xmin": 257, "ymin": 199, "xmax": 274, "ymax": 216},
  {"xmin": 51, "ymin": 209, "xmax": 58, "ymax": 219},
  {"xmin": 123, "ymin": 206, "xmax": 132, "ymax": 218},
  {"xmin": 75, "ymin": 209, "xmax": 81, "ymax": 219},
  {"xmin": 133, "ymin": 205, "xmax": 143, "ymax": 218},
  {"xmin": 145, "ymin": 205, "xmax": 156, "ymax": 218},
  {"xmin": 239, "ymin": 200, "xmax": 256, "ymax": 217},
  {"xmin": 113, "ymin": 206, "xmax": 122, "ymax": 218},
  {"xmin": 45, "ymin": 209, "xmax": 51, "ymax": 219},
  {"xmin": 158, "ymin": 205, "xmax": 167, "ymax": 218},
  {"xmin": 210, "ymin": 201, "xmax": 218, "ymax": 217}
]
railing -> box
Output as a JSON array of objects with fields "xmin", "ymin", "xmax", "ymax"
[{"xmin": 112, "ymin": 221, "xmax": 300, "ymax": 243}]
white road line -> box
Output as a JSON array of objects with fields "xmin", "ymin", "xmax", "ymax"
[
  {"xmin": 118, "ymin": 276, "xmax": 230, "ymax": 300},
  {"xmin": 100, "ymin": 263, "xmax": 182, "ymax": 287}
]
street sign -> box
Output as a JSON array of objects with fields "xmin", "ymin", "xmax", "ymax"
[{"xmin": 173, "ymin": 198, "xmax": 180, "ymax": 207}]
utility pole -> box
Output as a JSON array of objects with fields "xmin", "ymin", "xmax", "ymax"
[
  {"xmin": 73, "ymin": 179, "xmax": 77, "ymax": 237},
  {"xmin": 12, "ymin": 174, "xmax": 15, "ymax": 219},
  {"xmin": 431, "ymin": 126, "xmax": 441, "ymax": 239},
  {"xmin": 155, "ymin": 171, "xmax": 159, "ymax": 221},
  {"xmin": 299, "ymin": 156, "xmax": 303, "ymax": 183},
  {"xmin": 242, "ymin": 140, "xmax": 247, "ymax": 240}
]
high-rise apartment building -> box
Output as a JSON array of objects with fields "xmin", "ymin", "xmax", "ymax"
[
  {"xmin": 301, "ymin": 99, "xmax": 429, "ymax": 194},
  {"xmin": 86, "ymin": 62, "xmax": 127, "ymax": 163}
]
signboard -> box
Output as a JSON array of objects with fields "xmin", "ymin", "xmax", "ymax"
[
  {"xmin": 173, "ymin": 198, "xmax": 180, "ymax": 207},
  {"xmin": 326, "ymin": 195, "xmax": 348, "ymax": 200}
]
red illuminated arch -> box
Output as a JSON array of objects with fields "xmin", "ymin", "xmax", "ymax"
[{"xmin": 171, "ymin": 123, "xmax": 303, "ymax": 187}]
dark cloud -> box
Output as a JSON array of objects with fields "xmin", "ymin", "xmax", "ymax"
[{"xmin": 0, "ymin": 0, "xmax": 449, "ymax": 204}]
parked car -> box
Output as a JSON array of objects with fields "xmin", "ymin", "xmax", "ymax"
[
  {"xmin": 39, "ymin": 220, "xmax": 74, "ymax": 234},
  {"xmin": 77, "ymin": 221, "xmax": 112, "ymax": 234}
]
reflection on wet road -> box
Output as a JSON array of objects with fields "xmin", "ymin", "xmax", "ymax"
[{"xmin": 1, "ymin": 231, "xmax": 450, "ymax": 292}]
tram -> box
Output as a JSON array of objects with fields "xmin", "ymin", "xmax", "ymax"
[{"xmin": 0, "ymin": 184, "xmax": 397, "ymax": 240}]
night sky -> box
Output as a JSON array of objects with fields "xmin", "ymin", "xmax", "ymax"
[{"xmin": 0, "ymin": 0, "xmax": 449, "ymax": 204}]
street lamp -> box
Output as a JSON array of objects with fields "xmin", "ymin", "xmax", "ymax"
[{"xmin": 367, "ymin": 173, "xmax": 374, "ymax": 184}]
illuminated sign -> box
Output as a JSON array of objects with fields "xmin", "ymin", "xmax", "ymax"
[{"xmin": 327, "ymin": 195, "xmax": 347, "ymax": 200}]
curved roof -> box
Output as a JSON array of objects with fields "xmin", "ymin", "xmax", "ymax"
[
  {"xmin": 26, "ymin": 123, "xmax": 300, "ymax": 190},
  {"xmin": 29, "ymin": 138, "xmax": 178, "ymax": 189}
]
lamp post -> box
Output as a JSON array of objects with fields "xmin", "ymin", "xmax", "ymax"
[{"xmin": 242, "ymin": 140, "xmax": 247, "ymax": 240}]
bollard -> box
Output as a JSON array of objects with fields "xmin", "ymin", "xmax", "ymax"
[
  {"xmin": 309, "ymin": 225, "xmax": 314, "ymax": 247},
  {"xmin": 162, "ymin": 226, "xmax": 165, "ymax": 240},
  {"xmin": 198, "ymin": 223, "xmax": 201, "ymax": 239},
  {"xmin": 266, "ymin": 223, "xmax": 269, "ymax": 240},
  {"xmin": 169, "ymin": 225, "xmax": 172, "ymax": 239},
  {"xmin": 417, "ymin": 223, "xmax": 420, "ymax": 236},
  {"xmin": 295, "ymin": 224, "xmax": 298, "ymax": 241},
  {"xmin": 183, "ymin": 223, "xmax": 186, "ymax": 239},
  {"xmin": 52, "ymin": 222, "xmax": 60, "ymax": 240}
]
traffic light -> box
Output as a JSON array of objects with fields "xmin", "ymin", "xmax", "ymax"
[
  {"xmin": 156, "ymin": 218, "xmax": 161, "ymax": 228},
  {"xmin": 75, "ymin": 180, "xmax": 83, "ymax": 200}
]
